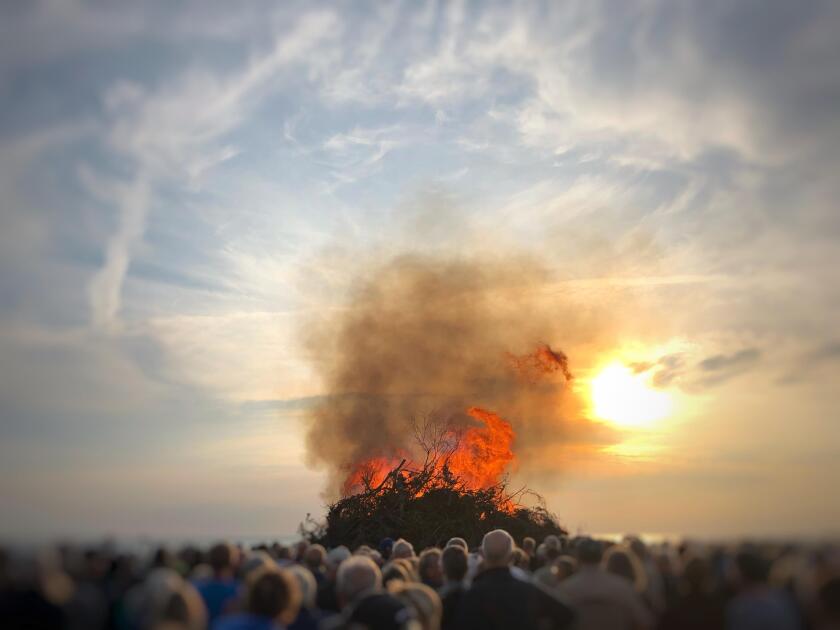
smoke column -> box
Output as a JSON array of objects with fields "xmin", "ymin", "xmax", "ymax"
[{"xmin": 301, "ymin": 252, "xmax": 599, "ymax": 497}]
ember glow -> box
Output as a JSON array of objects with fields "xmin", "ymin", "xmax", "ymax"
[
  {"xmin": 341, "ymin": 406, "xmax": 515, "ymax": 497},
  {"xmin": 590, "ymin": 362, "xmax": 672, "ymax": 428}
]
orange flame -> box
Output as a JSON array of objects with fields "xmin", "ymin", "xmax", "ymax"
[
  {"xmin": 509, "ymin": 343, "xmax": 573, "ymax": 382},
  {"xmin": 341, "ymin": 407, "xmax": 515, "ymax": 497}
]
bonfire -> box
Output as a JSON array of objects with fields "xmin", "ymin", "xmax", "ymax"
[{"xmin": 301, "ymin": 398, "xmax": 567, "ymax": 549}]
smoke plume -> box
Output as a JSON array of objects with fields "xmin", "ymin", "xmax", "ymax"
[{"xmin": 301, "ymin": 252, "xmax": 600, "ymax": 497}]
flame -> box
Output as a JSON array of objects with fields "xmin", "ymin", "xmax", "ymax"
[
  {"xmin": 509, "ymin": 343, "xmax": 573, "ymax": 382},
  {"xmin": 341, "ymin": 407, "xmax": 515, "ymax": 497}
]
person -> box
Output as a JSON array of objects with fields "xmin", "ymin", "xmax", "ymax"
[
  {"xmin": 558, "ymin": 538, "xmax": 652, "ymax": 630},
  {"xmin": 438, "ymin": 545, "xmax": 468, "ymax": 630},
  {"xmin": 656, "ymin": 556, "xmax": 724, "ymax": 630},
  {"xmin": 726, "ymin": 546, "xmax": 801, "ymax": 630},
  {"xmin": 213, "ymin": 566, "xmax": 301, "ymax": 630},
  {"xmin": 124, "ymin": 568, "xmax": 207, "ymax": 630},
  {"xmin": 379, "ymin": 539, "xmax": 395, "ymax": 562},
  {"xmin": 287, "ymin": 565, "xmax": 327, "ymax": 630},
  {"xmin": 316, "ymin": 546, "xmax": 350, "ymax": 613},
  {"xmin": 302, "ymin": 546, "xmax": 326, "ymax": 586},
  {"xmin": 392, "ymin": 540, "xmax": 416, "ymax": 560},
  {"xmin": 326, "ymin": 555, "xmax": 415, "ymax": 630},
  {"xmin": 418, "ymin": 549, "xmax": 443, "ymax": 589},
  {"xmin": 456, "ymin": 529, "xmax": 575, "ymax": 630},
  {"xmin": 194, "ymin": 543, "xmax": 240, "ymax": 626},
  {"xmin": 604, "ymin": 546, "xmax": 648, "ymax": 595},
  {"xmin": 389, "ymin": 581, "xmax": 442, "ymax": 630}
]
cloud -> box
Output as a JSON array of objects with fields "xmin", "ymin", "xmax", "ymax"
[{"xmin": 86, "ymin": 9, "xmax": 339, "ymax": 329}]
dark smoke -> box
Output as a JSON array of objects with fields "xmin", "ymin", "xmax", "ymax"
[{"xmin": 301, "ymin": 252, "xmax": 602, "ymax": 497}]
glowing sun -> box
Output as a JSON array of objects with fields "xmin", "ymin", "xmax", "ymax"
[{"xmin": 590, "ymin": 362, "xmax": 672, "ymax": 428}]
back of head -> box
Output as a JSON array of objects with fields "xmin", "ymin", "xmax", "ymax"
[
  {"xmin": 576, "ymin": 538, "xmax": 604, "ymax": 565},
  {"xmin": 392, "ymin": 539, "xmax": 415, "ymax": 560},
  {"xmin": 417, "ymin": 549, "xmax": 442, "ymax": 586},
  {"xmin": 382, "ymin": 561, "xmax": 411, "ymax": 587},
  {"xmin": 556, "ymin": 555, "xmax": 577, "ymax": 580},
  {"xmin": 604, "ymin": 546, "xmax": 647, "ymax": 593},
  {"xmin": 303, "ymin": 544, "xmax": 326, "ymax": 571},
  {"xmin": 207, "ymin": 542, "xmax": 233, "ymax": 575},
  {"xmin": 246, "ymin": 567, "xmax": 301, "ymax": 624},
  {"xmin": 481, "ymin": 529, "xmax": 514, "ymax": 569},
  {"xmin": 325, "ymin": 546, "xmax": 351, "ymax": 580},
  {"xmin": 287, "ymin": 564, "xmax": 317, "ymax": 609},
  {"xmin": 337, "ymin": 555, "xmax": 382, "ymax": 605},
  {"xmin": 522, "ymin": 537, "xmax": 536, "ymax": 554},
  {"xmin": 682, "ymin": 556, "xmax": 712, "ymax": 593},
  {"xmin": 240, "ymin": 551, "xmax": 274, "ymax": 580},
  {"xmin": 735, "ymin": 546, "xmax": 770, "ymax": 586},
  {"xmin": 441, "ymin": 545, "xmax": 468, "ymax": 583},
  {"xmin": 388, "ymin": 581, "xmax": 442, "ymax": 630},
  {"xmin": 138, "ymin": 568, "xmax": 206, "ymax": 630},
  {"xmin": 446, "ymin": 537, "xmax": 468, "ymax": 550}
]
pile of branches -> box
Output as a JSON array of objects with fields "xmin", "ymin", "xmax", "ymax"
[{"xmin": 301, "ymin": 420, "xmax": 567, "ymax": 549}]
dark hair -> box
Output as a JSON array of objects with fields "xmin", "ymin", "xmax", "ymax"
[
  {"xmin": 441, "ymin": 545, "xmax": 468, "ymax": 582},
  {"xmin": 207, "ymin": 543, "xmax": 233, "ymax": 573},
  {"xmin": 247, "ymin": 568, "xmax": 301, "ymax": 620},
  {"xmin": 576, "ymin": 539, "xmax": 603, "ymax": 564},
  {"xmin": 735, "ymin": 548, "xmax": 770, "ymax": 584}
]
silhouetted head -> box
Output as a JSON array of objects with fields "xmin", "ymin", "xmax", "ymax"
[
  {"xmin": 441, "ymin": 545, "xmax": 468, "ymax": 583},
  {"xmin": 735, "ymin": 546, "xmax": 770, "ymax": 586},
  {"xmin": 604, "ymin": 546, "xmax": 647, "ymax": 593},
  {"xmin": 207, "ymin": 543, "xmax": 236, "ymax": 577},
  {"xmin": 576, "ymin": 538, "xmax": 603, "ymax": 566}
]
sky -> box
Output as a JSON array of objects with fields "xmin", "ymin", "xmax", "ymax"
[{"xmin": 1, "ymin": 0, "xmax": 839, "ymax": 542}]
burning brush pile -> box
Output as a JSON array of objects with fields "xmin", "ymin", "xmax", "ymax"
[
  {"xmin": 304, "ymin": 403, "xmax": 566, "ymax": 549},
  {"xmin": 300, "ymin": 256, "xmax": 579, "ymax": 548}
]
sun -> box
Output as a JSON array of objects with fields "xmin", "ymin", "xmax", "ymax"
[{"xmin": 590, "ymin": 362, "xmax": 672, "ymax": 428}]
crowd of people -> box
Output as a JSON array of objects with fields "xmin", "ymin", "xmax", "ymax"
[{"xmin": 2, "ymin": 530, "xmax": 839, "ymax": 629}]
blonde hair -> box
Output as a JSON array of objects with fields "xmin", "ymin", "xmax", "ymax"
[{"xmin": 388, "ymin": 581, "xmax": 442, "ymax": 630}]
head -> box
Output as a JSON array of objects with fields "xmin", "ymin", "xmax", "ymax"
[
  {"xmin": 734, "ymin": 546, "xmax": 770, "ymax": 588},
  {"xmin": 303, "ymin": 544, "xmax": 326, "ymax": 573},
  {"xmin": 379, "ymin": 538, "xmax": 394, "ymax": 560},
  {"xmin": 392, "ymin": 539, "xmax": 415, "ymax": 560},
  {"xmin": 207, "ymin": 542, "xmax": 237, "ymax": 578},
  {"xmin": 441, "ymin": 545, "xmax": 468, "ymax": 584},
  {"xmin": 382, "ymin": 561, "xmax": 411, "ymax": 587},
  {"xmin": 446, "ymin": 537, "xmax": 468, "ymax": 550},
  {"xmin": 138, "ymin": 569, "xmax": 207, "ymax": 630},
  {"xmin": 604, "ymin": 546, "xmax": 647, "ymax": 593},
  {"xmin": 337, "ymin": 555, "xmax": 382, "ymax": 607},
  {"xmin": 325, "ymin": 546, "xmax": 351, "ymax": 581},
  {"xmin": 245, "ymin": 567, "xmax": 301, "ymax": 625},
  {"xmin": 287, "ymin": 564, "xmax": 317, "ymax": 610},
  {"xmin": 418, "ymin": 549, "xmax": 443, "ymax": 588},
  {"xmin": 388, "ymin": 581, "xmax": 442, "ymax": 630},
  {"xmin": 240, "ymin": 551, "xmax": 274, "ymax": 581},
  {"xmin": 481, "ymin": 530, "xmax": 514, "ymax": 569},
  {"xmin": 511, "ymin": 548, "xmax": 530, "ymax": 571},
  {"xmin": 522, "ymin": 537, "xmax": 536, "ymax": 556},
  {"xmin": 555, "ymin": 555, "xmax": 577, "ymax": 581},
  {"xmin": 576, "ymin": 538, "xmax": 603, "ymax": 566},
  {"xmin": 682, "ymin": 556, "xmax": 712, "ymax": 594}
]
